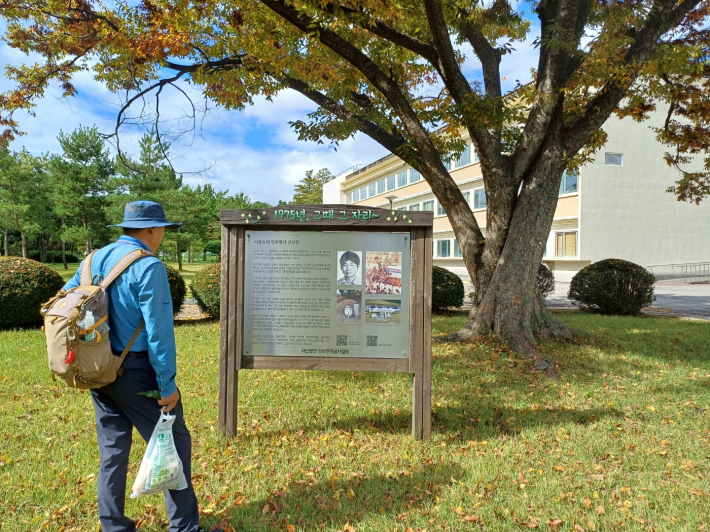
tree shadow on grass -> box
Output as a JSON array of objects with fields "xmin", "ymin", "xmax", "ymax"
[{"xmin": 221, "ymin": 462, "xmax": 463, "ymax": 531}]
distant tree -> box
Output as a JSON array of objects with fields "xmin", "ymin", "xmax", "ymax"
[
  {"xmin": 115, "ymin": 131, "xmax": 183, "ymax": 199},
  {"xmin": 0, "ymin": 147, "xmax": 48, "ymax": 258},
  {"xmin": 161, "ymin": 184, "xmax": 216, "ymax": 269},
  {"xmin": 292, "ymin": 168, "xmax": 334, "ymax": 204},
  {"xmin": 48, "ymin": 127, "xmax": 115, "ymax": 256}
]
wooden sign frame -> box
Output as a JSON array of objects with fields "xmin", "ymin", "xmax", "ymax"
[{"xmin": 218, "ymin": 205, "xmax": 433, "ymax": 440}]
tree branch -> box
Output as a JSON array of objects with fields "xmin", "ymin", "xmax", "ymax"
[
  {"xmin": 565, "ymin": 0, "xmax": 703, "ymax": 153},
  {"xmin": 259, "ymin": 0, "xmax": 456, "ymax": 183},
  {"xmin": 422, "ymin": 0, "xmax": 503, "ymax": 163},
  {"xmin": 316, "ymin": 2, "xmax": 440, "ymax": 66},
  {"xmin": 457, "ymin": 9, "xmax": 502, "ymax": 100},
  {"xmin": 279, "ymin": 74, "xmax": 407, "ymax": 156},
  {"xmin": 510, "ymin": 0, "xmax": 590, "ymax": 182}
]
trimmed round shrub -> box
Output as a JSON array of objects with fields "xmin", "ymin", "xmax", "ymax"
[
  {"xmin": 192, "ymin": 263, "xmax": 221, "ymax": 318},
  {"xmin": 568, "ymin": 258, "xmax": 655, "ymax": 315},
  {"xmin": 164, "ymin": 264, "xmax": 187, "ymax": 316},
  {"xmin": 537, "ymin": 263, "xmax": 555, "ymax": 299},
  {"xmin": 432, "ymin": 265, "xmax": 464, "ymax": 310},
  {"xmin": 0, "ymin": 257, "xmax": 65, "ymax": 328}
]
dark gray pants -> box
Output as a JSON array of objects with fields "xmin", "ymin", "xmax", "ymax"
[{"xmin": 90, "ymin": 354, "xmax": 200, "ymax": 532}]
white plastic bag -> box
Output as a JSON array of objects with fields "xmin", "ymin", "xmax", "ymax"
[{"xmin": 130, "ymin": 408, "xmax": 188, "ymax": 498}]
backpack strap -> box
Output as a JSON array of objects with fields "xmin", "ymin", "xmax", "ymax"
[
  {"xmin": 100, "ymin": 248, "xmax": 155, "ymax": 289},
  {"xmin": 116, "ymin": 320, "xmax": 145, "ymax": 364},
  {"xmin": 80, "ymin": 251, "xmax": 97, "ymax": 285}
]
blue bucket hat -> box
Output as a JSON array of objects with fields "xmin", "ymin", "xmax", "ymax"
[{"xmin": 108, "ymin": 200, "xmax": 182, "ymax": 229}]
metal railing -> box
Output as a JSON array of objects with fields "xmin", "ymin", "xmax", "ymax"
[
  {"xmin": 646, "ymin": 262, "xmax": 710, "ymax": 283},
  {"xmin": 334, "ymin": 164, "xmax": 366, "ymax": 177}
]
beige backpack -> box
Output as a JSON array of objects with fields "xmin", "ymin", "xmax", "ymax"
[{"xmin": 41, "ymin": 248, "xmax": 154, "ymax": 389}]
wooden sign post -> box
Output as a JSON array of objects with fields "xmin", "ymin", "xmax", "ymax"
[{"xmin": 218, "ymin": 205, "xmax": 432, "ymax": 440}]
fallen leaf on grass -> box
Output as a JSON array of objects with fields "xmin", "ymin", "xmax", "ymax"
[{"xmin": 547, "ymin": 519, "xmax": 564, "ymax": 531}]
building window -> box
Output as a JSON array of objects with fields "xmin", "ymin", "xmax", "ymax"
[
  {"xmin": 410, "ymin": 168, "xmax": 420, "ymax": 183},
  {"xmin": 377, "ymin": 179, "xmax": 385, "ymax": 194},
  {"xmin": 437, "ymin": 239, "xmax": 451, "ymax": 257},
  {"xmin": 345, "ymin": 192, "xmax": 352, "ymax": 204},
  {"xmin": 360, "ymin": 185, "xmax": 368, "ymax": 200},
  {"xmin": 437, "ymin": 202, "xmax": 446, "ymax": 216},
  {"xmin": 555, "ymin": 231, "xmax": 577, "ymax": 257},
  {"xmin": 422, "ymin": 200, "xmax": 434, "ymax": 211},
  {"xmin": 409, "ymin": 203, "xmax": 420, "ymax": 211},
  {"xmin": 473, "ymin": 188, "xmax": 487, "ymax": 210},
  {"xmin": 462, "ymin": 191, "xmax": 470, "ymax": 205},
  {"xmin": 387, "ymin": 175, "xmax": 396, "ymax": 191},
  {"xmin": 457, "ymin": 144, "xmax": 471, "ymax": 167},
  {"xmin": 369, "ymin": 182, "xmax": 376, "ymax": 197},
  {"xmin": 454, "ymin": 240, "xmax": 463, "ymax": 257},
  {"xmin": 605, "ymin": 152, "xmax": 623, "ymax": 166},
  {"xmin": 397, "ymin": 170, "xmax": 408, "ymax": 187},
  {"xmin": 474, "ymin": 149, "xmax": 479, "ymax": 163},
  {"xmin": 352, "ymin": 188, "xmax": 360, "ymax": 202},
  {"xmin": 442, "ymin": 156, "xmax": 451, "ymax": 171},
  {"xmin": 559, "ymin": 170, "xmax": 578, "ymax": 195}
]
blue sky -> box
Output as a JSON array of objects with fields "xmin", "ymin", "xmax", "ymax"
[{"xmin": 0, "ymin": 14, "xmax": 539, "ymax": 205}]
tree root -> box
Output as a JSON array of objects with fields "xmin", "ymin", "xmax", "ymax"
[{"xmin": 433, "ymin": 294, "xmax": 594, "ymax": 381}]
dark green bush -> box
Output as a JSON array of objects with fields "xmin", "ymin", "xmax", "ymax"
[
  {"xmin": 568, "ymin": 258, "xmax": 655, "ymax": 315},
  {"xmin": 0, "ymin": 257, "xmax": 65, "ymax": 328},
  {"xmin": 27, "ymin": 251, "xmax": 80, "ymax": 263},
  {"xmin": 192, "ymin": 263, "xmax": 221, "ymax": 318},
  {"xmin": 537, "ymin": 263, "xmax": 555, "ymax": 299},
  {"xmin": 164, "ymin": 264, "xmax": 187, "ymax": 316},
  {"xmin": 432, "ymin": 265, "xmax": 464, "ymax": 310},
  {"xmin": 204, "ymin": 240, "xmax": 221, "ymax": 254}
]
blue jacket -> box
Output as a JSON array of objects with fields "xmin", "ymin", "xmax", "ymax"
[{"xmin": 64, "ymin": 236, "xmax": 177, "ymax": 397}]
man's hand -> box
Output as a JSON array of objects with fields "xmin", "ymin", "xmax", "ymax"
[{"xmin": 158, "ymin": 390, "xmax": 180, "ymax": 412}]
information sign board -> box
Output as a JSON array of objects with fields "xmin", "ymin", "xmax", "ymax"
[
  {"xmin": 244, "ymin": 230, "xmax": 411, "ymax": 358},
  {"xmin": 218, "ymin": 205, "xmax": 433, "ymax": 440}
]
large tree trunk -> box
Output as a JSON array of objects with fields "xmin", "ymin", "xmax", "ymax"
[
  {"xmin": 446, "ymin": 115, "xmax": 578, "ymax": 367},
  {"xmin": 21, "ymin": 232, "xmax": 26, "ymax": 258}
]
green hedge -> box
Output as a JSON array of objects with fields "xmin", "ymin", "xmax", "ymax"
[
  {"xmin": 164, "ymin": 264, "xmax": 187, "ymax": 315},
  {"xmin": 0, "ymin": 257, "xmax": 65, "ymax": 328},
  {"xmin": 27, "ymin": 251, "xmax": 81, "ymax": 264},
  {"xmin": 192, "ymin": 263, "xmax": 221, "ymax": 318},
  {"xmin": 568, "ymin": 258, "xmax": 655, "ymax": 315},
  {"xmin": 432, "ymin": 265, "xmax": 464, "ymax": 310}
]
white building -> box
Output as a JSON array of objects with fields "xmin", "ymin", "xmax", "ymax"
[{"xmin": 324, "ymin": 108, "xmax": 710, "ymax": 283}]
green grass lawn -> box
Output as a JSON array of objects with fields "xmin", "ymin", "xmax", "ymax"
[{"xmin": 1, "ymin": 312, "xmax": 709, "ymax": 531}]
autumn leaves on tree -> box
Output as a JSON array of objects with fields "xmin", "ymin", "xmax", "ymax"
[{"xmin": 1, "ymin": 0, "xmax": 709, "ymax": 355}]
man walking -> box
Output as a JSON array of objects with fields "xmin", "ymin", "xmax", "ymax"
[{"xmin": 64, "ymin": 201, "xmax": 222, "ymax": 532}]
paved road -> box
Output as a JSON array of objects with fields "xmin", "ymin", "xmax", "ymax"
[{"xmin": 547, "ymin": 279, "xmax": 710, "ymax": 320}]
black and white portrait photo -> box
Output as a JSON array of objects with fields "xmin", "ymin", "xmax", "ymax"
[{"xmin": 337, "ymin": 251, "xmax": 362, "ymax": 285}]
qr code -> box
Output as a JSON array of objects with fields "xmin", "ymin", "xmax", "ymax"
[
  {"xmin": 367, "ymin": 335, "xmax": 378, "ymax": 347},
  {"xmin": 336, "ymin": 335, "xmax": 347, "ymax": 346}
]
